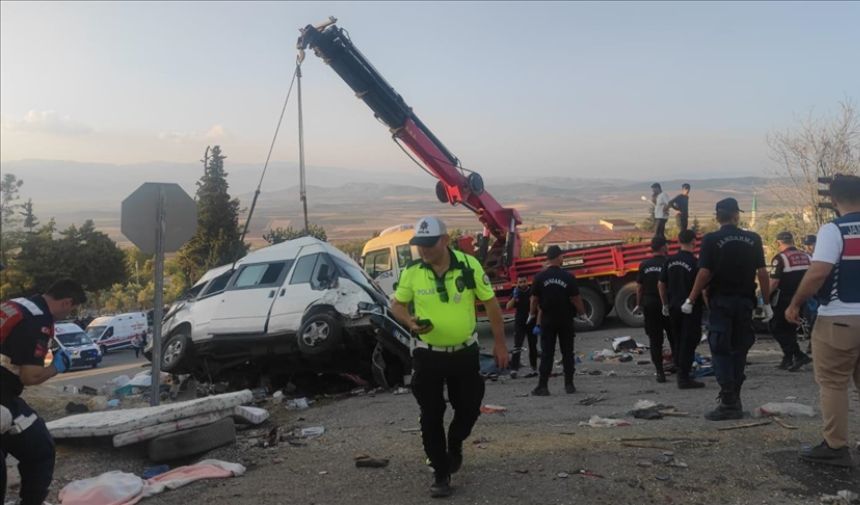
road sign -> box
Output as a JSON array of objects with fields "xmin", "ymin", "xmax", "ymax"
[
  {"xmin": 121, "ymin": 182, "xmax": 197, "ymax": 406},
  {"xmin": 121, "ymin": 183, "xmax": 197, "ymax": 254}
]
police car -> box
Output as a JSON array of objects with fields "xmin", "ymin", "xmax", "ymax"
[{"xmin": 46, "ymin": 322, "xmax": 103, "ymax": 370}]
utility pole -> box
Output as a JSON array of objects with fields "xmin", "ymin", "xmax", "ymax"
[{"xmin": 297, "ymin": 64, "xmax": 309, "ymax": 232}]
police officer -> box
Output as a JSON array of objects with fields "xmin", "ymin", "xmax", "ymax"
[
  {"xmin": 786, "ymin": 174, "xmax": 860, "ymax": 467},
  {"xmin": 529, "ymin": 245, "xmax": 587, "ymax": 396},
  {"xmin": 2, "ymin": 280, "xmax": 86, "ymax": 505},
  {"xmin": 506, "ymin": 276, "xmax": 538, "ymax": 377},
  {"xmin": 769, "ymin": 231, "xmax": 813, "ymax": 371},
  {"xmin": 636, "ymin": 236, "xmax": 671, "ymax": 383},
  {"xmin": 390, "ymin": 217, "xmax": 508, "ymax": 498},
  {"xmin": 668, "ymin": 183, "xmax": 691, "ymax": 232},
  {"xmin": 659, "ymin": 230, "xmax": 705, "ymax": 389},
  {"xmin": 682, "ymin": 198, "xmax": 772, "ymax": 421},
  {"xmin": 803, "ymin": 234, "xmax": 817, "ymax": 255}
]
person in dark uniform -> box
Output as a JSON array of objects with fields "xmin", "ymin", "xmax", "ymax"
[
  {"xmin": 682, "ymin": 198, "xmax": 772, "ymax": 421},
  {"xmin": 390, "ymin": 217, "xmax": 508, "ymax": 498},
  {"xmin": 636, "ymin": 236, "xmax": 671, "ymax": 382},
  {"xmin": 2, "ymin": 280, "xmax": 86, "ymax": 505},
  {"xmin": 506, "ymin": 276, "xmax": 538, "ymax": 377},
  {"xmin": 769, "ymin": 231, "xmax": 813, "ymax": 371},
  {"xmin": 803, "ymin": 234, "xmax": 817, "ymax": 255},
  {"xmin": 668, "ymin": 183, "xmax": 691, "ymax": 232},
  {"xmin": 529, "ymin": 245, "xmax": 587, "ymax": 396},
  {"xmin": 659, "ymin": 230, "xmax": 705, "ymax": 389}
]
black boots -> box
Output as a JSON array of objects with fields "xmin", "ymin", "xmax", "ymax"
[
  {"xmin": 705, "ymin": 387, "xmax": 743, "ymax": 421},
  {"xmin": 430, "ymin": 473, "xmax": 452, "ymax": 498},
  {"xmin": 448, "ymin": 441, "xmax": 463, "ymax": 474},
  {"xmin": 677, "ymin": 373, "xmax": 705, "ymax": 389}
]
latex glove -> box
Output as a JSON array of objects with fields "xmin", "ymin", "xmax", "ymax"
[
  {"xmin": 532, "ymin": 324, "xmax": 542, "ymax": 336},
  {"xmin": 52, "ymin": 348, "xmax": 71, "ymax": 373},
  {"xmin": 662, "ymin": 305, "xmax": 670, "ymax": 317},
  {"xmin": 681, "ymin": 298, "xmax": 694, "ymax": 315},
  {"xmin": 526, "ymin": 314, "xmax": 536, "ymax": 327},
  {"xmin": 761, "ymin": 304, "xmax": 774, "ymax": 323},
  {"xmin": 575, "ymin": 314, "xmax": 592, "ymax": 327},
  {"xmin": 632, "ymin": 305, "xmax": 642, "ymax": 315}
]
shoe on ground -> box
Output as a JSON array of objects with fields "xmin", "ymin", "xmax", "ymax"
[
  {"xmin": 799, "ymin": 441, "xmax": 853, "ymax": 467},
  {"xmin": 565, "ymin": 383, "xmax": 576, "ymax": 394},
  {"xmin": 776, "ymin": 356, "xmax": 793, "ymax": 370},
  {"xmin": 430, "ymin": 474, "xmax": 452, "ymax": 498},
  {"xmin": 509, "ymin": 370, "xmax": 519, "ymax": 379},
  {"xmin": 704, "ymin": 393, "xmax": 743, "ymax": 421},
  {"xmin": 531, "ymin": 386, "xmax": 550, "ymax": 396},
  {"xmin": 789, "ymin": 353, "xmax": 813, "ymax": 372},
  {"xmin": 448, "ymin": 445, "xmax": 463, "ymax": 474},
  {"xmin": 524, "ymin": 368, "xmax": 539, "ymax": 378},
  {"xmin": 678, "ymin": 378, "xmax": 705, "ymax": 389},
  {"xmin": 656, "ymin": 372, "xmax": 667, "ymax": 383}
]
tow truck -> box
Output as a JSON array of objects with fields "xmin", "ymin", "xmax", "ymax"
[{"xmin": 299, "ymin": 18, "xmax": 697, "ymax": 331}]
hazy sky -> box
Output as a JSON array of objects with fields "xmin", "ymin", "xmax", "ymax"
[{"xmin": 1, "ymin": 1, "xmax": 858, "ymax": 179}]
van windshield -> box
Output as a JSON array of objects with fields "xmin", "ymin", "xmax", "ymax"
[
  {"xmin": 58, "ymin": 332, "xmax": 94, "ymax": 347},
  {"xmin": 86, "ymin": 326, "xmax": 106, "ymax": 340}
]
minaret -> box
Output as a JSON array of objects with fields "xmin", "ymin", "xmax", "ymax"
[{"xmin": 750, "ymin": 193, "xmax": 758, "ymax": 229}]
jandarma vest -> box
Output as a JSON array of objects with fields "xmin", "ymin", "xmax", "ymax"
[{"xmin": 817, "ymin": 212, "xmax": 860, "ymax": 305}]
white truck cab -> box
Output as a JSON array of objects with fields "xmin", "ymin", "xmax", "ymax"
[{"xmin": 360, "ymin": 225, "xmax": 419, "ymax": 296}]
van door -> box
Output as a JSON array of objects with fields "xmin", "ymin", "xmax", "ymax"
[
  {"xmin": 185, "ymin": 269, "xmax": 233, "ymax": 340},
  {"xmin": 208, "ymin": 260, "xmax": 293, "ymax": 335},
  {"xmin": 267, "ymin": 252, "xmax": 336, "ymax": 335}
]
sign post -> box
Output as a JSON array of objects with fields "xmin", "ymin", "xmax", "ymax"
[{"xmin": 122, "ymin": 183, "xmax": 196, "ymax": 406}]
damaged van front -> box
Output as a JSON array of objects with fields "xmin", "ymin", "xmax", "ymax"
[{"xmin": 147, "ymin": 237, "xmax": 408, "ymax": 388}]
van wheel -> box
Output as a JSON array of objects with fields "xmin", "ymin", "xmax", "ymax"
[
  {"xmin": 298, "ymin": 311, "xmax": 341, "ymax": 356},
  {"xmin": 162, "ymin": 330, "xmax": 191, "ymax": 373},
  {"xmin": 614, "ymin": 282, "xmax": 644, "ymax": 327},
  {"xmin": 575, "ymin": 287, "xmax": 606, "ymax": 332}
]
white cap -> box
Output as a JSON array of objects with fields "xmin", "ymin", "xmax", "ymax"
[{"xmin": 409, "ymin": 216, "xmax": 447, "ymax": 246}]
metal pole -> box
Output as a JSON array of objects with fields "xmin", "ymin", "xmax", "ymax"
[
  {"xmin": 151, "ymin": 187, "xmax": 166, "ymax": 406},
  {"xmin": 297, "ymin": 64, "xmax": 309, "ymax": 232}
]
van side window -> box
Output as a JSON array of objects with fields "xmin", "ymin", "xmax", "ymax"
[
  {"xmin": 200, "ymin": 270, "xmax": 234, "ymax": 298},
  {"xmin": 231, "ymin": 261, "xmax": 291, "ymax": 289},
  {"xmin": 364, "ymin": 249, "xmax": 392, "ymax": 278},
  {"xmin": 395, "ymin": 245, "xmax": 413, "ymax": 269},
  {"xmin": 311, "ymin": 254, "xmax": 336, "ymax": 290},
  {"xmin": 104, "ymin": 327, "xmax": 114, "ymax": 338},
  {"xmin": 290, "ymin": 254, "xmax": 319, "ymax": 285}
]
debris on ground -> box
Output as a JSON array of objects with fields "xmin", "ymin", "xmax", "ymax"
[
  {"xmin": 612, "ymin": 336, "xmax": 639, "ymax": 352},
  {"xmin": 355, "ymin": 456, "xmax": 390, "ymax": 468},
  {"xmin": 393, "ymin": 387, "xmax": 410, "ymax": 395},
  {"xmin": 579, "ymin": 395, "xmax": 606, "ymax": 406},
  {"xmin": 753, "ymin": 402, "xmax": 816, "ymax": 418},
  {"xmin": 285, "ymin": 397, "xmax": 311, "ymax": 410},
  {"xmin": 233, "ymin": 405, "xmax": 269, "ymax": 425},
  {"xmin": 480, "ymin": 404, "xmax": 507, "ymax": 414},
  {"xmin": 820, "ymin": 490, "xmax": 860, "ymax": 504},
  {"xmin": 576, "ymin": 469, "xmax": 605, "ymax": 478},
  {"xmin": 717, "ymin": 420, "xmax": 773, "ymax": 431},
  {"xmin": 296, "ymin": 426, "xmax": 325, "ymax": 439},
  {"xmin": 80, "ymin": 385, "xmax": 98, "ymax": 396},
  {"xmin": 59, "ymin": 459, "xmax": 245, "ymax": 505},
  {"xmin": 579, "ymin": 415, "xmax": 631, "ymax": 428},
  {"xmin": 142, "ymin": 464, "xmax": 170, "ymax": 479},
  {"xmin": 65, "ymin": 402, "xmax": 89, "ymax": 414}
]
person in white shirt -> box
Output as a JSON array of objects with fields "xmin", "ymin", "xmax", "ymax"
[
  {"xmin": 651, "ymin": 183, "xmax": 670, "ymax": 238},
  {"xmin": 786, "ymin": 174, "xmax": 860, "ymax": 468}
]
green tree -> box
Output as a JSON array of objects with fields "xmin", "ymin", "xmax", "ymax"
[
  {"xmin": 263, "ymin": 224, "xmax": 327, "ymax": 244},
  {"xmin": 15, "ymin": 220, "xmax": 126, "ymax": 293},
  {"xmin": 1, "ymin": 173, "xmax": 24, "ymax": 227},
  {"xmin": 19, "ymin": 199, "xmax": 39, "ymax": 232},
  {"xmin": 177, "ymin": 145, "xmax": 247, "ymax": 282}
]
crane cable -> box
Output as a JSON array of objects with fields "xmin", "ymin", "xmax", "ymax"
[{"xmin": 238, "ymin": 62, "xmax": 301, "ymax": 248}]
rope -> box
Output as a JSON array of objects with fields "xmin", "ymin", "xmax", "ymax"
[{"xmin": 238, "ymin": 63, "xmax": 300, "ymax": 247}]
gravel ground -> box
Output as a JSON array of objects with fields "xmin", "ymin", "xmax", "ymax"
[{"xmin": 17, "ymin": 321, "xmax": 860, "ymax": 504}]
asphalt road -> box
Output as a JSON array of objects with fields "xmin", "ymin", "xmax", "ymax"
[{"xmin": 46, "ymin": 348, "xmax": 151, "ymax": 390}]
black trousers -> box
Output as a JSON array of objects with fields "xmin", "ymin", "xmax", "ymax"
[
  {"xmin": 511, "ymin": 316, "xmax": 538, "ymax": 370},
  {"xmin": 676, "ymin": 214, "xmax": 688, "ymax": 233},
  {"xmin": 707, "ymin": 295, "xmax": 756, "ymax": 391},
  {"xmin": 668, "ymin": 305, "xmax": 702, "ymax": 378},
  {"xmin": 654, "ymin": 218, "xmax": 668, "ymax": 238},
  {"xmin": 644, "ymin": 301, "xmax": 672, "ymax": 372},
  {"xmin": 770, "ymin": 300, "xmax": 802, "ymax": 359},
  {"xmin": 538, "ymin": 318, "xmax": 575, "ymax": 385},
  {"xmin": 1, "ymin": 397, "xmax": 55, "ymax": 505},
  {"xmin": 411, "ymin": 344, "xmax": 484, "ymax": 477}
]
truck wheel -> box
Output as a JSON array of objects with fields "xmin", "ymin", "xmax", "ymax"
[
  {"xmin": 298, "ymin": 311, "xmax": 342, "ymax": 356},
  {"xmin": 576, "ymin": 287, "xmax": 606, "ymax": 332},
  {"xmin": 161, "ymin": 330, "xmax": 191, "ymax": 373},
  {"xmin": 615, "ymin": 282, "xmax": 644, "ymax": 327}
]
